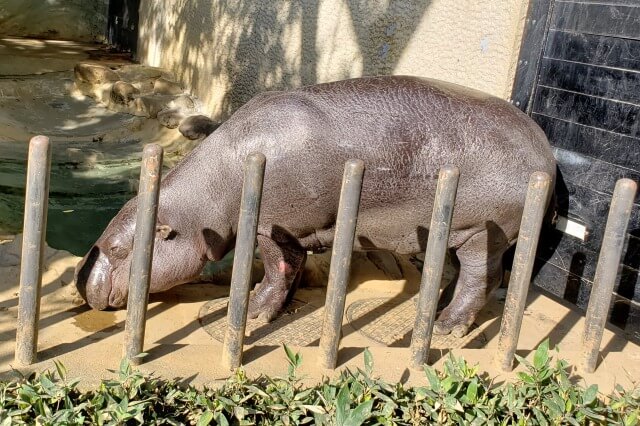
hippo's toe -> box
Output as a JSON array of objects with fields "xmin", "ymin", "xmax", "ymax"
[
  {"xmin": 432, "ymin": 309, "xmax": 474, "ymax": 337},
  {"xmin": 433, "ymin": 320, "xmax": 471, "ymax": 337},
  {"xmin": 433, "ymin": 321, "xmax": 452, "ymax": 336},
  {"xmin": 248, "ymin": 294, "xmax": 280, "ymax": 323}
]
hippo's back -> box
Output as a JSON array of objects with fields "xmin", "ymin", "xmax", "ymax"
[
  {"xmin": 216, "ymin": 76, "xmax": 556, "ymax": 252},
  {"xmin": 301, "ymin": 76, "xmax": 552, "ymax": 173}
]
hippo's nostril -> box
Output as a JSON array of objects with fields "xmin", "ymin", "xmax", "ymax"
[{"xmin": 75, "ymin": 246, "xmax": 100, "ymax": 301}]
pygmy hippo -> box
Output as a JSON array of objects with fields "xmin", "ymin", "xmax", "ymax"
[{"xmin": 75, "ymin": 76, "xmax": 556, "ymax": 337}]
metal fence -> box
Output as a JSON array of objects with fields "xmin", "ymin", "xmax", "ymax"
[{"xmin": 15, "ymin": 136, "xmax": 637, "ymax": 374}]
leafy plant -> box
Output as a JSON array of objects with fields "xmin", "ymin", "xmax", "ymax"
[{"xmin": 0, "ymin": 341, "xmax": 637, "ymax": 425}]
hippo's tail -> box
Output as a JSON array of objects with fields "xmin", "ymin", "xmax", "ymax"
[{"xmin": 544, "ymin": 188, "xmax": 558, "ymax": 228}]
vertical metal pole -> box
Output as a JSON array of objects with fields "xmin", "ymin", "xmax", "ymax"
[
  {"xmin": 497, "ymin": 171, "xmax": 552, "ymax": 371},
  {"xmin": 123, "ymin": 144, "xmax": 163, "ymax": 365},
  {"xmin": 318, "ymin": 159, "xmax": 365, "ymax": 369},
  {"xmin": 410, "ymin": 166, "xmax": 459, "ymax": 368},
  {"xmin": 221, "ymin": 153, "xmax": 266, "ymax": 370},
  {"xmin": 582, "ymin": 178, "xmax": 637, "ymax": 373},
  {"xmin": 15, "ymin": 135, "xmax": 52, "ymax": 366}
]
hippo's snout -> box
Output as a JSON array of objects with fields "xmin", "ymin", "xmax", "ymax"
[{"xmin": 74, "ymin": 246, "xmax": 113, "ymax": 310}]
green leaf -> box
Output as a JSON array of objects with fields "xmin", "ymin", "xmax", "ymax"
[
  {"xmin": 53, "ymin": 360, "xmax": 67, "ymax": 381},
  {"xmin": 533, "ymin": 339, "xmax": 550, "ymax": 370},
  {"xmin": 244, "ymin": 385, "xmax": 270, "ymax": 399},
  {"xmin": 336, "ymin": 385, "xmax": 349, "ymax": 425},
  {"xmin": 350, "ymin": 381, "xmax": 364, "ymax": 399},
  {"xmin": 294, "ymin": 388, "xmax": 314, "ymax": 401},
  {"xmin": 543, "ymin": 398, "xmax": 563, "ymax": 418},
  {"xmin": 566, "ymin": 418, "xmax": 581, "ymax": 426},
  {"xmin": 532, "ymin": 407, "xmax": 549, "ymax": 426},
  {"xmin": 39, "ymin": 375, "xmax": 56, "ymax": 396},
  {"xmin": 423, "ymin": 366, "xmax": 441, "ymax": 392},
  {"xmin": 624, "ymin": 411, "xmax": 638, "ymax": 426},
  {"xmin": 302, "ymin": 405, "xmax": 326, "ymax": 414},
  {"xmin": 344, "ymin": 399, "xmax": 373, "ymax": 426},
  {"xmin": 466, "ymin": 380, "xmax": 478, "ymax": 403},
  {"xmin": 196, "ymin": 410, "xmax": 214, "ymax": 426},
  {"xmin": 514, "ymin": 354, "xmax": 531, "ymax": 369},
  {"xmin": 516, "ymin": 372, "xmax": 535, "ymax": 384},
  {"xmin": 217, "ymin": 396, "xmax": 236, "ymax": 407},
  {"xmin": 118, "ymin": 358, "xmax": 131, "ymax": 379},
  {"xmin": 270, "ymin": 404, "xmax": 287, "ymax": 410},
  {"xmin": 582, "ymin": 384, "xmax": 598, "ymax": 406},
  {"xmin": 283, "ymin": 344, "xmax": 297, "ymax": 367},
  {"xmin": 441, "ymin": 376, "xmax": 454, "ymax": 394},
  {"xmin": 214, "ymin": 412, "xmax": 229, "ymax": 426},
  {"xmin": 363, "ymin": 348, "xmax": 373, "ymax": 376},
  {"xmin": 233, "ymin": 405, "xmax": 246, "ymax": 420},
  {"xmin": 581, "ymin": 408, "xmax": 606, "ymax": 421}
]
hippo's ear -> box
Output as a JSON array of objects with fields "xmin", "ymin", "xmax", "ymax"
[{"xmin": 156, "ymin": 224, "xmax": 174, "ymax": 240}]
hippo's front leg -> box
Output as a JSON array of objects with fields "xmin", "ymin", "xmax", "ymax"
[{"xmin": 248, "ymin": 235, "xmax": 307, "ymax": 322}]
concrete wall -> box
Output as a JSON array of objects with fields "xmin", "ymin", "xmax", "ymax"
[
  {"xmin": 0, "ymin": 0, "xmax": 108, "ymax": 42},
  {"xmin": 138, "ymin": 0, "xmax": 530, "ymax": 120}
]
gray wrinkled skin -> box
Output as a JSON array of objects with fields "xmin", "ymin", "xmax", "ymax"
[{"xmin": 75, "ymin": 76, "xmax": 556, "ymax": 337}]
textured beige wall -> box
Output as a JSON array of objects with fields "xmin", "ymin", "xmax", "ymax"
[{"xmin": 138, "ymin": 0, "xmax": 530, "ymax": 121}]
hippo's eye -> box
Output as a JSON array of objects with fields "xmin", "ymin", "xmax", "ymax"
[{"xmin": 109, "ymin": 245, "xmax": 127, "ymax": 259}]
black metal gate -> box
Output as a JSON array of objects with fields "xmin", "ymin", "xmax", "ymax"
[
  {"xmin": 513, "ymin": 0, "xmax": 640, "ymax": 339},
  {"xmin": 106, "ymin": 0, "xmax": 140, "ymax": 56}
]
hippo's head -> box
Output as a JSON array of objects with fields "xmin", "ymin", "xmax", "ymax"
[{"xmin": 74, "ymin": 196, "xmax": 220, "ymax": 310}]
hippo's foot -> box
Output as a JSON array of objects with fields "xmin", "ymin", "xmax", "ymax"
[
  {"xmin": 247, "ymin": 281, "xmax": 287, "ymax": 322},
  {"xmin": 246, "ymin": 235, "xmax": 307, "ymax": 322},
  {"xmin": 432, "ymin": 229, "xmax": 506, "ymax": 337},
  {"xmin": 433, "ymin": 308, "xmax": 477, "ymax": 338}
]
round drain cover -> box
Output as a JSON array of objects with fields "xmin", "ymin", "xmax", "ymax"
[
  {"xmin": 199, "ymin": 298, "xmax": 323, "ymax": 346},
  {"xmin": 345, "ymin": 297, "xmax": 486, "ymax": 349}
]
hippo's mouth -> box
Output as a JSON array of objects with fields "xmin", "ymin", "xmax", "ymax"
[
  {"xmin": 108, "ymin": 283, "xmax": 127, "ymax": 308},
  {"xmin": 75, "ymin": 246, "xmax": 114, "ymax": 310}
]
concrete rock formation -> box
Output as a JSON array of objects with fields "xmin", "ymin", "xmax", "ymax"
[
  {"xmin": 73, "ymin": 62, "xmax": 215, "ymax": 139},
  {"xmin": 110, "ymin": 81, "xmax": 139, "ymax": 106},
  {"xmin": 157, "ymin": 109, "xmax": 185, "ymax": 129},
  {"xmin": 178, "ymin": 115, "xmax": 220, "ymax": 140},
  {"xmin": 153, "ymin": 77, "xmax": 183, "ymax": 95}
]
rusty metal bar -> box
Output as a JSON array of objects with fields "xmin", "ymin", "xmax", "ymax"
[
  {"xmin": 496, "ymin": 171, "xmax": 552, "ymax": 371},
  {"xmin": 221, "ymin": 153, "xmax": 266, "ymax": 370},
  {"xmin": 318, "ymin": 159, "xmax": 365, "ymax": 370},
  {"xmin": 410, "ymin": 166, "xmax": 460, "ymax": 368},
  {"xmin": 15, "ymin": 136, "xmax": 52, "ymax": 366},
  {"xmin": 582, "ymin": 178, "xmax": 637, "ymax": 373},
  {"xmin": 123, "ymin": 144, "xmax": 163, "ymax": 365}
]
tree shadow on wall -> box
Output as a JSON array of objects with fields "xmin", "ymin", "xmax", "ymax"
[{"xmin": 137, "ymin": 0, "xmax": 432, "ymax": 120}]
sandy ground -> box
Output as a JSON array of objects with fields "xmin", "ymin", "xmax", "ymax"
[{"xmin": 0, "ymin": 235, "xmax": 637, "ymax": 394}]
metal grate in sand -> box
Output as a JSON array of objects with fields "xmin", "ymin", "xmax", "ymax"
[
  {"xmin": 199, "ymin": 296, "xmax": 486, "ymax": 349},
  {"xmin": 345, "ymin": 297, "xmax": 486, "ymax": 348},
  {"xmin": 199, "ymin": 298, "xmax": 323, "ymax": 347}
]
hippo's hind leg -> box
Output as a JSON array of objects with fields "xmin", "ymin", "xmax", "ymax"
[
  {"xmin": 248, "ymin": 235, "xmax": 307, "ymax": 322},
  {"xmin": 433, "ymin": 227, "xmax": 507, "ymax": 337}
]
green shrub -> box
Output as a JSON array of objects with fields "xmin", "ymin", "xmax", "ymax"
[{"xmin": 0, "ymin": 340, "xmax": 637, "ymax": 425}]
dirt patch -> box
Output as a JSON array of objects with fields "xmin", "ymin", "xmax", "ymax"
[{"xmin": 72, "ymin": 309, "xmax": 118, "ymax": 333}]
